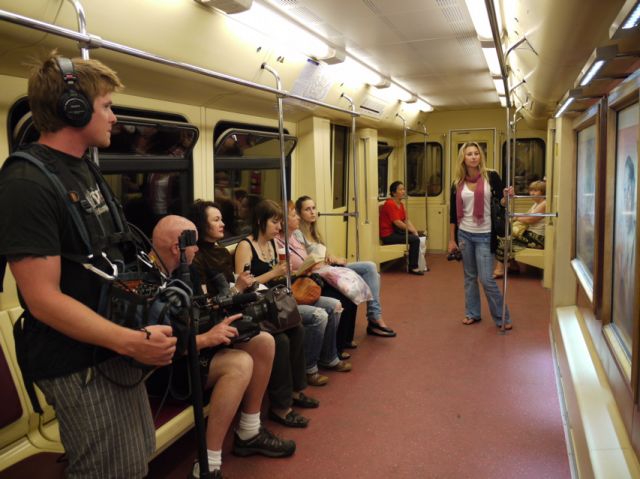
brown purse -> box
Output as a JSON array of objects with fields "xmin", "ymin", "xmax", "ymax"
[{"xmin": 291, "ymin": 274, "xmax": 322, "ymax": 305}]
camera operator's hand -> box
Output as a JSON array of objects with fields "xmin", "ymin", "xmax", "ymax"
[
  {"xmin": 127, "ymin": 325, "xmax": 177, "ymax": 366},
  {"xmin": 199, "ymin": 313, "xmax": 241, "ymax": 349},
  {"xmin": 235, "ymin": 271, "xmax": 254, "ymax": 293}
]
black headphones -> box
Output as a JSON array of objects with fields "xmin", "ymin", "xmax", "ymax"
[{"xmin": 56, "ymin": 56, "xmax": 93, "ymax": 127}]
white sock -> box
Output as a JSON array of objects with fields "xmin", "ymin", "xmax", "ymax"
[
  {"xmin": 236, "ymin": 411, "xmax": 261, "ymax": 440},
  {"xmin": 191, "ymin": 450, "xmax": 222, "ymax": 475}
]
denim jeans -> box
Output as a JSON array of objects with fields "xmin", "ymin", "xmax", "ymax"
[
  {"xmin": 346, "ymin": 261, "xmax": 382, "ymax": 321},
  {"xmin": 298, "ymin": 296, "xmax": 341, "ymax": 374},
  {"xmin": 457, "ymin": 229, "xmax": 510, "ymax": 324}
]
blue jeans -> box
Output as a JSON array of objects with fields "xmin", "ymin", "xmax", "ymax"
[
  {"xmin": 346, "ymin": 261, "xmax": 382, "ymax": 321},
  {"xmin": 298, "ymin": 296, "xmax": 341, "ymax": 374},
  {"xmin": 457, "ymin": 229, "xmax": 510, "ymax": 325}
]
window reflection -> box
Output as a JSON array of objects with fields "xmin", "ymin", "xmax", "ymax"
[
  {"xmin": 378, "ymin": 143, "xmax": 393, "ymax": 199},
  {"xmin": 406, "ymin": 142, "xmax": 443, "ymax": 197},
  {"xmin": 213, "ymin": 124, "xmax": 296, "ymax": 242},
  {"xmin": 501, "ymin": 139, "xmax": 545, "ymax": 195}
]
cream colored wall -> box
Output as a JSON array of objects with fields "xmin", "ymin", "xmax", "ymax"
[
  {"xmin": 551, "ymin": 116, "xmax": 578, "ymax": 307},
  {"xmin": 294, "ymin": 116, "xmax": 348, "ymax": 257},
  {"xmin": 353, "ymin": 128, "xmax": 379, "ymax": 262}
]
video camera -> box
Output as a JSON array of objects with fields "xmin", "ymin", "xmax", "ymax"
[{"xmin": 197, "ymin": 272, "xmax": 269, "ymax": 344}]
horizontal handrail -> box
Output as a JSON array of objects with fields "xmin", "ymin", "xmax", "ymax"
[
  {"xmin": 512, "ymin": 194, "xmax": 547, "ymax": 199},
  {"xmin": 318, "ymin": 212, "xmax": 358, "ymax": 218},
  {"xmin": 510, "ymin": 212, "xmax": 558, "ymax": 218},
  {"xmin": 0, "ymin": 8, "xmax": 359, "ymax": 117},
  {"xmin": 405, "ymin": 127, "xmax": 428, "ymax": 136}
]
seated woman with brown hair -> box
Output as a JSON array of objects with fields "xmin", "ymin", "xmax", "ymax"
[
  {"xmin": 276, "ymin": 200, "xmax": 352, "ymax": 382},
  {"xmin": 295, "ymin": 195, "xmax": 397, "ymax": 341},
  {"xmin": 188, "ymin": 199, "xmax": 317, "ymax": 429},
  {"xmin": 233, "ymin": 199, "xmax": 320, "ymax": 428}
]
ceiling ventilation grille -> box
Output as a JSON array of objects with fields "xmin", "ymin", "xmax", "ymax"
[{"xmin": 436, "ymin": 0, "xmax": 475, "ymax": 55}]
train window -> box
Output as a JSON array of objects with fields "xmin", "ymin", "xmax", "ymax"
[
  {"xmin": 331, "ymin": 124, "xmax": 349, "ymax": 209},
  {"xmin": 501, "ymin": 139, "xmax": 545, "ymax": 194},
  {"xmin": 378, "ymin": 143, "xmax": 393, "ymax": 198},
  {"xmin": 575, "ymin": 124, "xmax": 597, "ymax": 288},
  {"xmin": 406, "ymin": 142, "xmax": 443, "ymax": 197},
  {"xmin": 213, "ymin": 122, "xmax": 296, "ymax": 241},
  {"xmin": 7, "ymin": 98, "xmax": 197, "ymax": 239}
]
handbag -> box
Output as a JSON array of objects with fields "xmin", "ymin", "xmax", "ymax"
[
  {"xmin": 260, "ymin": 285, "xmax": 302, "ymax": 334},
  {"xmin": 291, "ymin": 273, "xmax": 323, "ymax": 305}
]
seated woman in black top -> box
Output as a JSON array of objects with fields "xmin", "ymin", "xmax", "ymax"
[{"xmin": 234, "ymin": 199, "xmax": 317, "ymax": 428}]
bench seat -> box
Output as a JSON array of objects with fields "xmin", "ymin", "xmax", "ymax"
[{"xmin": 514, "ymin": 247, "xmax": 544, "ymax": 269}]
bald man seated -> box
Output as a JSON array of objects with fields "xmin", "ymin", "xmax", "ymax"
[{"xmin": 149, "ymin": 215, "xmax": 296, "ymax": 479}]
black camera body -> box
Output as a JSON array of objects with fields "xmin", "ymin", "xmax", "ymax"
[
  {"xmin": 198, "ymin": 290, "xmax": 269, "ymax": 344},
  {"xmin": 447, "ymin": 249, "xmax": 463, "ymax": 261}
]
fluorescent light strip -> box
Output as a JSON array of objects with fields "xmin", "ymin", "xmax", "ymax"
[
  {"xmin": 623, "ymin": 3, "xmax": 640, "ymax": 28},
  {"xmin": 235, "ymin": 3, "xmax": 331, "ymax": 59},
  {"xmin": 482, "ymin": 47, "xmax": 502, "ymax": 75},
  {"xmin": 579, "ymin": 60, "xmax": 605, "ymax": 86},
  {"xmin": 555, "ymin": 97, "xmax": 575, "ymax": 118}
]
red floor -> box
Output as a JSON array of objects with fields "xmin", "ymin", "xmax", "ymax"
[{"xmin": 147, "ymin": 254, "xmax": 571, "ymax": 479}]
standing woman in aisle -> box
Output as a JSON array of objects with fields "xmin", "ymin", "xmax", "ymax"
[{"xmin": 448, "ymin": 142, "xmax": 512, "ymax": 329}]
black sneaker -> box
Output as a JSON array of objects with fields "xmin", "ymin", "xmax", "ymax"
[
  {"xmin": 189, "ymin": 461, "xmax": 224, "ymax": 478},
  {"xmin": 232, "ymin": 427, "xmax": 296, "ymax": 458}
]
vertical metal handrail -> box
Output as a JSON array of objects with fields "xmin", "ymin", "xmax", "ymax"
[
  {"xmin": 421, "ymin": 122, "xmax": 429, "ymax": 272},
  {"xmin": 500, "ymin": 95, "xmax": 512, "ymax": 333},
  {"xmin": 261, "ymin": 63, "xmax": 291, "ymax": 289},
  {"xmin": 340, "ymin": 93, "xmax": 360, "ymax": 261},
  {"xmin": 361, "ymin": 137, "xmax": 370, "ymax": 224},
  {"xmin": 66, "ymin": 0, "xmax": 99, "ymax": 165},
  {"xmin": 395, "ymin": 113, "xmax": 410, "ymax": 271}
]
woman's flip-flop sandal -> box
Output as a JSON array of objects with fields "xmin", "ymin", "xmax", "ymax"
[{"xmin": 462, "ymin": 317, "xmax": 481, "ymax": 325}]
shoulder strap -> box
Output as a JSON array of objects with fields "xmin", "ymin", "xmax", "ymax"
[
  {"xmin": 7, "ymin": 151, "xmax": 94, "ymax": 257},
  {"xmin": 5, "ymin": 151, "xmax": 133, "ymax": 264}
]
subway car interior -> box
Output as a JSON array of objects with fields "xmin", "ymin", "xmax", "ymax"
[{"xmin": 0, "ymin": 0, "xmax": 639, "ymax": 477}]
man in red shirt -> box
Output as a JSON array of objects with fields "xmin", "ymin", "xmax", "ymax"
[{"xmin": 379, "ymin": 181, "xmax": 423, "ymax": 275}]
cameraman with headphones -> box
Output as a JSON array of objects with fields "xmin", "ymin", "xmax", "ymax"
[
  {"xmin": 150, "ymin": 216, "xmax": 295, "ymax": 478},
  {"xmin": 0, "ymin": 52, "xmax": 177, "ymax": 477}
]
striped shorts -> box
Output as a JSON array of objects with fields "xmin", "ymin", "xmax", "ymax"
[{"xmin": 37, "ymin": 357, "xmax": 156, "ymax": 479}]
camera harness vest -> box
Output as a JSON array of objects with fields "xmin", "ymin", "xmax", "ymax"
[{"xmin": 2, "ymin": 150, "xmax": 191, "ymax": 413}]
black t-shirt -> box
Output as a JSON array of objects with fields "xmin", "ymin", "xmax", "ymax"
[{"xmin": 0, "ymin": 143, "xmax": 120, "ymax": 379}]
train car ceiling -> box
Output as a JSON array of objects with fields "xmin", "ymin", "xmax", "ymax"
[{"xmin": 0, "ymin": 0, "xmax": 638, "ymax": 130}]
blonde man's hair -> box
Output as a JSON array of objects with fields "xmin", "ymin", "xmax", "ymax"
[
  {"xmin": 452, "ymin": 142, "xmax": 489, "ymax": 186},
  {"xmin": 27, "ymin": 50, "xmax": 124, "ymax": 133},
  {"xmin": 529, "ymin": 180, "xmax": 546, "ymax": 195}
]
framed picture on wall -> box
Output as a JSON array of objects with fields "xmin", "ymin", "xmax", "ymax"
[
  {"xmin": 603, "ymin": 71, "xmax": 640, "ymax": 396},
  {"xmin": 612, "ymin": 101, "xmax": 639, "ymax": 353},
  {"xmin": 611, "ymin": 79, "xmax": 640, "ymax": 351}
]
